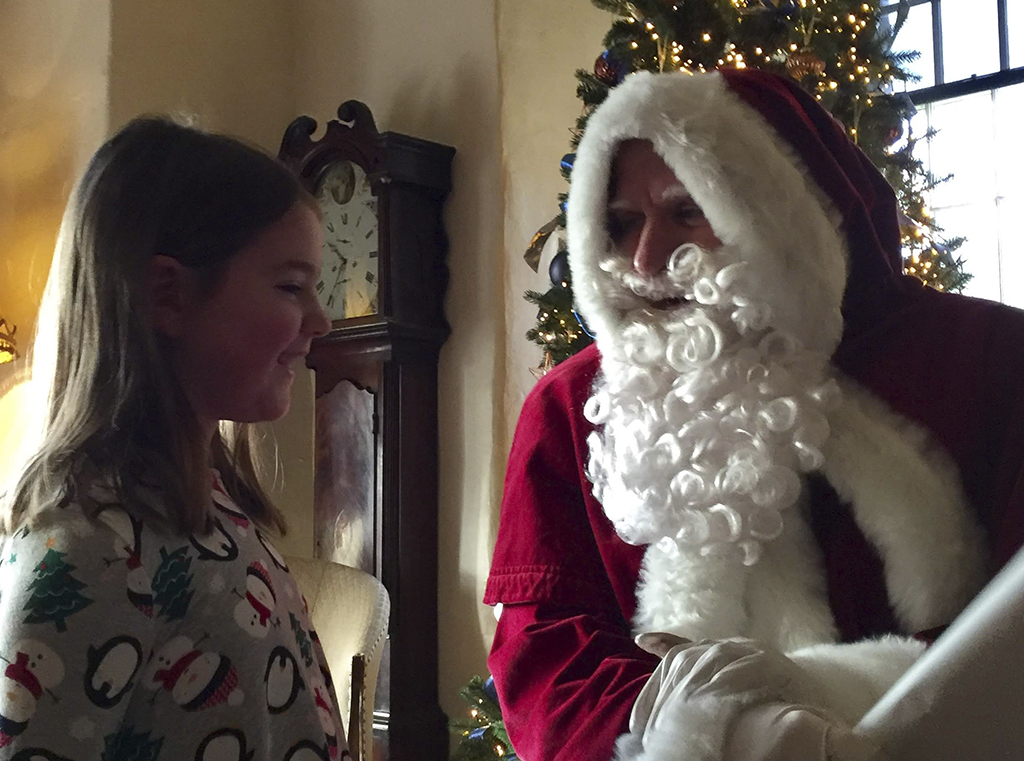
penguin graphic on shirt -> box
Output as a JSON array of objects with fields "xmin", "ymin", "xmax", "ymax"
[
  {"xmin": 84, "ymin": 635, "xmax": 144, "ymax": 708},
  {"xmin": 195, "ymin": 727, "xmax": 255, "ymax": 761},
  {"xmin": 190, "ymin": 518, "xmax": 239, "ymax": 562},
  {"xmin": 264, "ymin": 647, "xmax": 304, "ymax": 714}
]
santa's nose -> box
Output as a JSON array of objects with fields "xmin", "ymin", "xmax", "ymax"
[{"xmin": 633, "ymin": 221, "xmax": 677, "ymax": 277}]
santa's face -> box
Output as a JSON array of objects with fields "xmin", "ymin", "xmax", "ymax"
[
  {"xmin": 584, "ymin": 144, "xmax": 837, "ymax": 563},
  {"xmin": 606, "ymin": 139, "xmax": 721, "ymax": 303}
]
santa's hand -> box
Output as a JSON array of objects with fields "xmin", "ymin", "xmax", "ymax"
[{"xmin": 617, "ymin": 638, "xmax": 886, "ymax": 761}]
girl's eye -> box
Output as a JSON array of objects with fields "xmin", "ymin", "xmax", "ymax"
[{"xmin": 277, "ymin": 284, "xmax": 304, "ymax": 295}]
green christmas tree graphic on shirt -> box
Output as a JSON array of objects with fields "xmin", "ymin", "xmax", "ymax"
[
  {"xmin": 290, "ymin": 612, "xmax": 314, "ymax": 668},
  {"xmin": 152, "ymin": 546, "xmax": 195, "ymax": 621},
  {"xmin": 102, "ymin": 726, "xmax": 164, "ymax": 761},
  {"xmin": 23, "ymin": 546, "xmax": 93, "ymax": 632}
]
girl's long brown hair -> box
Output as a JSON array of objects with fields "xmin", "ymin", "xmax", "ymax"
[{"xmin": 2, "ymin": 116, "xmax": 315, "ymax": 537}]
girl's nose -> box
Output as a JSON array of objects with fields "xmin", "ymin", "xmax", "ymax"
[{"xmin": 306, "ymin": 300, "xmax": 331, "ymax": 338}]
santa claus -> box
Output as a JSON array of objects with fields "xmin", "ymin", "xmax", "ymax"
[{"xmin": 486, "ymin": 69, "xmax": 1024, "ymax": 760}]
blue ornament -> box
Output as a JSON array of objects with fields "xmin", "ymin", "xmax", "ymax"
[
  {"xmin": 469, "ymin": 728, "xmax": 488, "ymax": 740},
  {"xmin": 549, "ymin": 249, "xmax": 571, "ymax": 287},
  {"xmin": 482, "ymin": 676, "xmax": 499, "ymax": 703},
  {"xmin": 560, "ymin": 153, "xmax": 576, "ymax": 173}
]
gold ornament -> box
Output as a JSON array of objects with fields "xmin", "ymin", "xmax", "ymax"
[
  {"xmin": 0, "ymin": 319, "xmax": 17, "ymax": 364},
  {"xmin": 529, "ymin": 352, "xmax": 556, "ymax": 380},
  {"xmin": 786, "ymin": 47, "xmax": 826, "ymax": 80}
]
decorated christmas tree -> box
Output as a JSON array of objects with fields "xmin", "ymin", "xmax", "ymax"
[
  {"xmin": 525, "ymin": 0, "xmax": 971, "ymax": 370},
  {"xmin": 23, "ymin": 547, "xmax": 93, "ymax": 632},
  {"xmin": 450, "ymin": 676, "xmax": 517, "ymax": 760}
]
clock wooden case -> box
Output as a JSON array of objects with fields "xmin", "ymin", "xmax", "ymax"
[{"xmin": 279, "ymin": 101, "xmax": 454, "ymax": 761}]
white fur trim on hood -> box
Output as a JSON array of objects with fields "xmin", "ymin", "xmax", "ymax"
[{"xmin": 567, "ymin": 70, "xmax": 847, "ymax": 357}]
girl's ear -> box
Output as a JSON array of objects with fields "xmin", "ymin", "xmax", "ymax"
[{"xmin": 149, "ymin": 255, "xmax": 190, "ymax": 338}]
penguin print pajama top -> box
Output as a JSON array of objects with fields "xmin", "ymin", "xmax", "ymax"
[{"xmin": 0, "ymin": 472, "xmax": 349, "ymax": 761}]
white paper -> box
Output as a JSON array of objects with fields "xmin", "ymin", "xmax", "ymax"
[{"xmin": 855, "ymin": 545, "xmax": 1024, "ymax": 759}]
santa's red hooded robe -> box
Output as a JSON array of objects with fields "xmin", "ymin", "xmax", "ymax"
[{"xmin": 486, "ymin": 68, "xmax": 1024, "ymax": 760}]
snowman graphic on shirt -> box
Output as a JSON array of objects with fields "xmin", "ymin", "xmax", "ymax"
[
  {"xmin": 211, "ymin": 481, "xmax": 251, "ymax": 537},
  {"xmin": 96, "ymin": 507, "xmax": 154, "ymax": 618},
  {"xmin": 308, "ymin": 673, "xmax": 340, "ymax": 760},
  {"xmin": 0, "ymin": 640, "xmax": 65, "ymax": 748},
  {"xmin": 233, "ymin": 560, "xmax": 278, "ymax": 639},
  {"xmin": 144, "ymin": 635, "xmax": 244, "ymax": 710}
]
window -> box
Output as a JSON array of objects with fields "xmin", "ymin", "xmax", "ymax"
[{"xmin": 880, "ymin": 0, "xmax": 1024, "ymax": 305}]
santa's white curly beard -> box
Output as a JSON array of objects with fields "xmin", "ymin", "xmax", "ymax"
[{"xmin": 584, "ymin": 242, "xmax": 841, "ymax": 566}]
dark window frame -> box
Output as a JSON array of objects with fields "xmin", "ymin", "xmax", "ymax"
[{"xmin": 881, "ymin": 0, "xmax": 1024, "ymax": 104}]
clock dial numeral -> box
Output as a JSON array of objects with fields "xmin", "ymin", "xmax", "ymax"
[{"xmin": 315, "ymin": 159, "xmax": 380, "ymax": 321}]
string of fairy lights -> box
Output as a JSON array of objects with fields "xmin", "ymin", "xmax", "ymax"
[
  {"xmin": 521, "ymin": 0, "xmax": 967, "ymax": 374},
  {"xmin": 613, "ymin": 0, "xmax": 963, "ymax": 285},
  {"xmin": 623, "ymin": 0, "xmax": 888, "ymax": 140}
]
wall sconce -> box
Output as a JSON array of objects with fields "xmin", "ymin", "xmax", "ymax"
[{"xmin": 0, "ymin": 319, "xmax": 16, "ymax": 364}]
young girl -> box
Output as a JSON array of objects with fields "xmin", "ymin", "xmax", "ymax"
[{"xmin": 0, "ymin": 117, "xmax": 347, "ymax": 760}]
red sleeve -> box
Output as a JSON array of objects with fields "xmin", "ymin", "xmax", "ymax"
[
  {"xmin": 485, "ymin": 345, "xmax": 655, "ymax": 759},
  {"xmin": 489, "ymin": 604, "xmax": 658, "ymax": 761}
]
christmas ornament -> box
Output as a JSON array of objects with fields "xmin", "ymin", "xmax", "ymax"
[
  {"xmin": 885, "ymin": 121, "xmax": 904, "ymax": 146},
  {"xmin": 549, "ymin": 249, "xmax": 570, "ymax": 287},
  {"xmin": 529, "ymin": 352, "xmax": 556, "ymax": 381},
  {"xmin": 0, "ymin": 319, "xmax": 16, "ymax": 364},
  {"xmin": 560, "ymin": 153, "xmax": 576, "ymax": 174},
  {"xmin": 786, "ymin": 47, "xmax": 826, "ymax": 79},
  {"xmin": 595, "ymin": 50, "xmax": 624, "ymax": 85},
  {"xmin": 524, "ymin": 217, "xmax": 559, "ymax": 272}
]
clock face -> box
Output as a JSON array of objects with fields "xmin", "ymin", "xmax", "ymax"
[{"xmin": 315, "ymin": 160, "xmax": 380, "ymax": 321}]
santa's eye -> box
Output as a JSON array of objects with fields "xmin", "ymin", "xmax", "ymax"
[
  {"xmin": 607, "ymin": 210, "xmax": 642, "ymax": 242},
  {"xmin": 672, "ymin": 203, "xmax": 708, "ymax": 227}
]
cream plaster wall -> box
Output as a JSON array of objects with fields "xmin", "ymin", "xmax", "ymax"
[
  {"xmin": 291, "ymin": 0, "xmax": 505, "ymax": 722},
  {"xmin": 0, "ymin": 0, "xmax": 111, "ymax": 351},
  {"xmin": 497, "ymin": 1, "xmax": 612, "ymax": 449},
  {"xmin": 0, "ymin": 0, "xmax": 111, "ymax": 486},
  {"xmin": 107, "ymin": 0, "xmax": 296, "ymax": 152}
]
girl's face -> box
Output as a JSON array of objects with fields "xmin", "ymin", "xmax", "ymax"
[{"xmin": 173, "ymin": 203, "xmax": 330, "ymax": 430}]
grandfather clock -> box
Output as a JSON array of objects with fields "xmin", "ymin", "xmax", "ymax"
[{"xmin": 279, "ymin": 102, "xmax": 454, "ymax": 761}]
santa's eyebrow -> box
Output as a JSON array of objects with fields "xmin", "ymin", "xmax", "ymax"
[
  {"xmin": 607, "ymin": 199, "xmax": 640, "ymax": 212},
  {"xmin": 659, "ymin": 185, "xmax": 697, "ymax": 204}
]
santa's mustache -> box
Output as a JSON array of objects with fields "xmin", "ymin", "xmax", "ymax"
[
  {"xmin": 595, "ymin": 242, "xmax": 773, "ymax": 340},
  {"xmin": 584, "ymin": 242, "xmax": 839, "ymax": 566}
]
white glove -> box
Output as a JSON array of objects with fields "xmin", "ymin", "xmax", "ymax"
[{"xmin": 616, "ymin": 636, "xmax": 887, "ymax": 761}]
